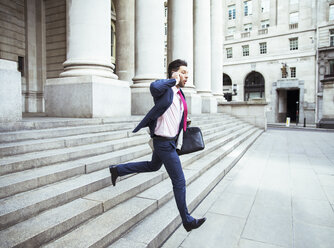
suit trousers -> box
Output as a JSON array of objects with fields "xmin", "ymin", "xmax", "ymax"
[{"xmin": 116, "ymin": 138, "xmax": 194, "ymax": 225}]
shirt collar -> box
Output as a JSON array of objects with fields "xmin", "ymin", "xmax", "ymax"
[{"xmin": 172, "ymin": 86, "xmax": 179, "ymax": 94}]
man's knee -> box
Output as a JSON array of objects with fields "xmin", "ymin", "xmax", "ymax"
[
  {"xmin": 148, "ymin": 161, "xmax": 162, "ymax": 171},
  {"xmin": 172, "ymin": 177, "xmax": 186, "ymax": 189}
]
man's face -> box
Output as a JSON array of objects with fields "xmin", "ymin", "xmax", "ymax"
[{"xmin": 176, "ymin": 66, "xmax": 189, "ymax": 88}]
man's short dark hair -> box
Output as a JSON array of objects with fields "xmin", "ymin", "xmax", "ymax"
[{"xmin": 168, "ymin": 59, "xmax": 187, "ymax": 78}]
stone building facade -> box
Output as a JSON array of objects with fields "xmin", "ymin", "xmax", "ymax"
[
  {"xmin": 223, "ymin": 0, "xmax": 334, "ymax": 125},
  {"xmin": 1, "ymin": 0, "xmax": 334, "ymax": 127},
  {"xmin": 0, "ymin": 0, "xmax": 225, "ymax": 123}
]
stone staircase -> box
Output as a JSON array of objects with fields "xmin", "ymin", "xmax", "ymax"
[{"xmin": 0, "ymin": 114, "xmax": 263, "ymax": 248}]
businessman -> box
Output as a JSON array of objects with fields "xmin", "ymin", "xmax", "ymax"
[{"xmin": 109, "ymin": 59, "xmax": 206, "ymax": 232}]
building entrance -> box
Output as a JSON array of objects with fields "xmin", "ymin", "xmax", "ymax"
[{"xmin": 286, "ymin": 89, "xmax": 300, "ymax": 123}]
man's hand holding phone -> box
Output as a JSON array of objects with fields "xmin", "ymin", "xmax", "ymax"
[{"xmin": 172, "ymin": 71, "xmax": 181, "ymax": 86}]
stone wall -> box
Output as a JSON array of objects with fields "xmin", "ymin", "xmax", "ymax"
[
  {"xmin": 0, "ymin": 0, "xmax": 25, "ymax": 62},
  {"xmin": 218, "ymin": 101, "xmax": 268, "ymax": 130},
  {"xmin": 45, "ymin": 0, "xmax": 66, "ymax": 79}
]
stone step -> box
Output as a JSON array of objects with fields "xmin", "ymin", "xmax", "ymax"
[
  {"xmin": 0, "ymin": 128, "xmax": 147, "ymax": 157},
  {"xmin": 0, "ymin": 116, "xmax": 145, "ymax": 132},
  {"xmin": 38, "ymin": 128, "xmax": 259, "ymax": 248},
  {"xmin": 0, "ymin": 114, "xmax": 234, "ymax": 144},
  {"xmin": 0, "ymin": 117, "xmax": 235, "ymax": 156},
  {"xmin": 0, "ymin": 124, "xmax": 252, "ymax": 230},
  {"xmin": 0, "ymin": 144, "xmax": 152, "ymax": 199},
  {"xmin": 0, "ymin": 134, "xmax": 150, "ymax": 176},
  {"xmin": 41, "ymin": 128, "xmax": 262, "ymax": 248},
  {"xmin": 0, "ymin": 120, "xmax": 245, "ymax": 198},
  {"xmin": 0, "ymin": 114, "xmax": 229, "ymax": 133},
  {"xmin": 0, "ymin": 171, "xmax": 166, "ymax": 248},
  {"xmin": 111, "ymin": 129, "xmax": 263, "ymax": 248},
  {"xmin": 0, "ymin": 121, "xmax": 138, "ymax": 143}
]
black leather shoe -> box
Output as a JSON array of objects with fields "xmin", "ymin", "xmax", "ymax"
[
  {"xmin": 183, "ymin": 217, "xmax": 206, "ymax": 232},
  {"xmin": 109, "ymin": 166, "xmax": 119, "ymax": 186}
]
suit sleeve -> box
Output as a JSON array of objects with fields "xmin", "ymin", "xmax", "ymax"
[{"xmin": 150, "ymin": 78, "xmax": 176, "ymax": 98}]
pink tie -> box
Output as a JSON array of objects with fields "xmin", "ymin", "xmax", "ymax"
[{"xmin": 177, "ymin": 90, "xmax": 188, "ymax": 131}]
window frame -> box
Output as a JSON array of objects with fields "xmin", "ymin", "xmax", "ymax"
[
  {"xmin": 226, "ymin": 48, "xmax": 233, "ymax": 59},
  {"xmin": 289, "ymin": 37, "xmax": 298, "ymax": 50},
  {"xmin": 228, "ymin": 5, "xmax": 236, "ymax": 20},
  {"xmin": 261, "ymin": 20, "xmax": 270, "ymax": 29},
  {"xmin": 290, "ymin": 67, "xmax": 296, "ymax": 78},
  {"xmin": 330, "ymin": 30, "xmax": 334, "ymax": 46},
  {"xmin": 329, "ymin": 60, "xmax": 334, "ymax": 74},
  {"xmin": 244, "ymin": 1, "xmax": 252, "ymax": 16},
  {"xmin": 244, "ymin": 23, "xmax": 252, "ymax": 32},
  {"xmin": 242, "ymin": 45, "xmax": 250, "ymax": 56},
  {"xmin": 227, "ymin": 27, "xmax": 236, "ymax": 35},
  {"xmin": 259, "ymin": 42, "xmax": 267, "ymax": 54},
  {"xmin": 289, "ymin": 12, "xmax": 299, "ymax": 24}
]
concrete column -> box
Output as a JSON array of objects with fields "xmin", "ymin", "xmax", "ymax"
[
  {"xmin": 131, "ymin": 0, "xmax": 165, "ymax": 115},
  {"xmin": 24, "ymin": 0, "xmax": 45, "ymax": 113},
  {"xmin": 194, "ymin": 0, "xmax": 217, "ymax": 113},
  {"xmin": 45, "ymin": 0, "xmax": 131, "ymax": 118},
  {"xmin": 167, "ymin": 0, "xmax": 201, "ymax": 114},
  {"xmin": 115, "ymin": 0, "xmax": 135, "ymax": 83},
  {"xmin": 211, "ymin": 0, "xmax": 225, "ymax": 104},
  {"xmin": 60, "ymin": 0, "xmax": 117, "ymax": 78}
]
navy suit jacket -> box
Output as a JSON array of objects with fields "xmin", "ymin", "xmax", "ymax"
[{"xmin": 133, "ymin": 78, "xmax": 185, "ymax": 137}]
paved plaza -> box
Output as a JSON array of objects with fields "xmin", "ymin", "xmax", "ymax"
[{"xmin": 162, "ymin": 128, "xmax": 334, "ymax": 248}]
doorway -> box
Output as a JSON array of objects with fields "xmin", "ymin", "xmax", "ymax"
[{"xmin": 286, "ymin": 89, "xmax": 300, "ymax": 123}]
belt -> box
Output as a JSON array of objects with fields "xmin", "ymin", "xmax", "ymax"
[{"xmin": 153, "ymin": 135, "xmax": 177, "ymax": 141}]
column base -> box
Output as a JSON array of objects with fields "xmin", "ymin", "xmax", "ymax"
[
  {"xmin": 184, "ymin": 92, "xmax": 202, "ymax": 115},
  {"xmin": 131, "ymin": 84, "xmax": 154, "ymax": 115},
  {"xmin": 22, "ymin": 92, "xmax": 44, "ymax": 113},
  {"xmin": 201, "ymin": 94, "xmax": 217, "ymax": 113},
  {"xmin": 45, "ymin": 76, "xmax": 131, "ymax": 118},
  {"xmin": 0, "ymin": 59, "xmax": 22, "ymax": 122}
]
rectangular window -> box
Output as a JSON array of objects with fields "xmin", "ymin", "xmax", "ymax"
[
  {"xmin": 242, "ymin": 45, "xmax": 249, "ymax": 56},
  {"xmin": 329, "ymin": 60, "xmax": 334, "ymax": 74},
  {"xmin": 290, "ymin": 67, "xmax": 296, "ymax": 78},
  {"xmin": 244, "ymin": 23, "xmax": 252, "ymax": 32},
  {"xmin": 330, "ymin": 30, "xmax": 334, "ymax": 46},
  {"xmin": 260, "ymin": 42, "xmax": 267, "ymax": 54},
  {"xmin": 227, "ymin": 27, "xmax": 236, "ymax": 35},
  {"xmin": 164, "ymin": 23, "xmax": 167, "ymax": 36},
  {"xmin": 228, "ymin": 5, "xmax": 236, "ymax": 20},
  {"xmin": 290, "ymin": 38, "xmax": 298, "ymax": 50},
  {"xmin": 18, "ymin": 56, "xmax": 24, "ymax": 76},
  {"xmin": 226, "ymin": 48, "xmax": 233, "ymax": 58},
  {"xmin": 289, "ymin": 12, "xmax": 299, "ymax": 24},
  {"xmin": 330, "ymin": 5, "xmax": 334, "ymax": 21},
  {"xmin": 261, "ymin": 0, "xmax": 270, "ymax": 13},
  {"xmin": 244, "ymin": 1, "xmax": 252, "ymax": 16},
  {"xmin": 261, "ymin": 20, "xmax": 270, "ymax": 29}
]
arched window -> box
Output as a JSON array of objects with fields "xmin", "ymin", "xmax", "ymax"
[
  {"xmin": 223, "ymin": 73, "xmax": 233, "ymax": 101},
  {"xmin": 244, "ymin": 71, "xmax": 265, "ymax": 101}
]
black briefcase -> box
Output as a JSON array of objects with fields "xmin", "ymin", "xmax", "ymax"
[{"xmin": 177, "ymin": 127, "xmax": 205, "ymax": 155}]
